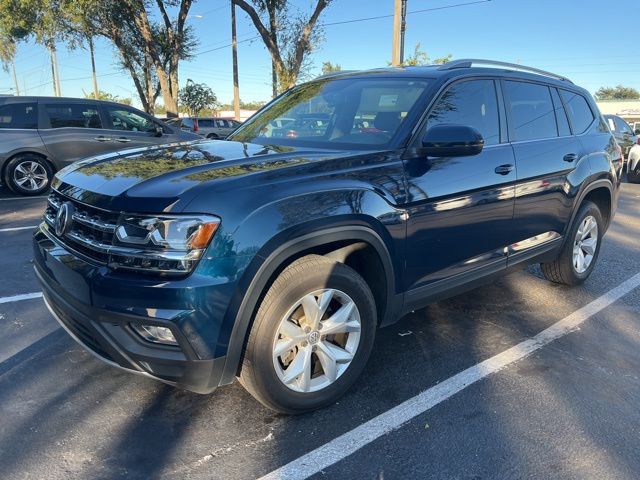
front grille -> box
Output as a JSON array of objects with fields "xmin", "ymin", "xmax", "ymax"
[
  {"xmin": 47, "ymin": 294, "xmax": 114, "ymax": 361},
  {"xmin": 44, "ymin": 191, "xmax": 119, "ymax": 265}
]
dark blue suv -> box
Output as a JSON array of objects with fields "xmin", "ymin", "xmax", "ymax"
[{"xmin": 34, "ymin": 60, "xmax": 622, "ymax": 413}]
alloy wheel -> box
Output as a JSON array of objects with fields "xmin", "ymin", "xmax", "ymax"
[
  {"xmin": 272, "ymin": 288, "xmax": 361, "ymax": 393},
  {"xmin": 13, "ymin": 161, "xmax": 48, "ymax": 191},
  {"xmin": 573, "ymin": 215, "xmax": 598, "ymax": 274}
]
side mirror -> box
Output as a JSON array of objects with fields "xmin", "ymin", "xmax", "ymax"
[
  {"xmin": 154, "ymin": 125, "xmax": 164, "ymax": 137},
  {"xmin": 421, "ymin": 124, "xmax": 484, "ymax": 157}
]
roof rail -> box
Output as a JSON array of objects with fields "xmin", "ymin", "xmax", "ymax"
[{"xmin": 438, "ymin": 59, "xmax": 573, "ymax": 84}]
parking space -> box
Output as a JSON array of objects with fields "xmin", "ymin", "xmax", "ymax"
[{"xmin": 1, "ymin": 183, "xmax": 639, "ymax": 480}]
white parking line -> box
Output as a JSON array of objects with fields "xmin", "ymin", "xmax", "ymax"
[
  {"xmin": 0, "ymin": 225, "xmax": 38, "ymax": 233},
  {"xmin": 0, "ymin": 292, "xmax": 43, "ymax": 305},
  {"xmin": 259, "ymin": 272, "xmax": 640, "ymax": 480}
]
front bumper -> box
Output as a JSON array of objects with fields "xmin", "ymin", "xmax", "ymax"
[{"xmin": 33, "ymin": 225, "xmax": 231, "ymax": 394}]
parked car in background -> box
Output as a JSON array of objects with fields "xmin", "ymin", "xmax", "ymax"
[
  {"xmin": 604, "ymin": 114, "xmax": 638, "ymax": 159},
  {"xmin": 167, "ymin": 116, "xmax": 242, "ymax": 139},
  {"xmin": 0, "ymin": 96, "xmax": 200, "ymax": 195},
  {"xmin": 627, "ymin": 143, "xmax": 640, "ymax": 183},
  {"xmin": 35, "ymin": 60, "xmax": 620, "ymax": 413}
]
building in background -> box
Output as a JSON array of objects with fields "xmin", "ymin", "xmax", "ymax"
[{"xmin": 596, "ymin": 100, "xmax": 640, "ymax": 129}]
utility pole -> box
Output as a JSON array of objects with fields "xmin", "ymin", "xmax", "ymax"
[
  {"xmin": 399, "ymin": 0, "xmax": 407, "ymax": 64},
  {"xmin": 231, "ymin": 1, "xmax": 241, "ymax": 121},
  {"xmin": 11, "ymin": 61, "xmax": 19, "ymax": 95},
  {"xmin": 391, "ymin": 0, "xmax": 408, "ymax": 66},
  {"xmin": 89, "ymin": 37, "xmax": 99, "ymax": 99},
  {"xmin": 49, "ymin": 45, "xmax": 58, "ymax": 96},
  {"xmin": 52, "ymin": 46, "xmax": 62, "ymax": 96}
]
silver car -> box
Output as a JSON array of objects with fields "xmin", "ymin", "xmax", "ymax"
[
  {"xmin": 168, "ymin": 117, "xmax": 242, "ymax": 139},
  {"xmin": 0, "ymin": 96, "xmax": 199, "ymax": 195}
]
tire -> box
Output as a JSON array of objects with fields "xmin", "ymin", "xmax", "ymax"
[
  {"xmin": 239, "ymin": 254, "xmax": 377, "ymax": 414},
  {"xmin": 628, "ymin": 165, "xmax": 640, "ymax": 184},
  {"xmin": 540, "ymin": 200, "xmax": 603, "ymax": 286},
  {"xmin": 4, "ymin": 154, "xmax": 53, "ymax": 196},
  {"xmin": 206, "ymin": 133, "xmax": 219, "ymax": 139}
]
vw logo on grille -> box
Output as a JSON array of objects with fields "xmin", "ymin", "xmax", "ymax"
[{"xmin": 55, "ymin": 202, "xmax": 74, "ymax": 237}]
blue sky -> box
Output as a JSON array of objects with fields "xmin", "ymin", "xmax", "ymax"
[{"xmin": 1, "ymin": 0, "xmax": 639, "ymax": 109}]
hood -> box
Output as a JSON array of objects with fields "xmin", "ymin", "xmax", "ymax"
[{"xmin": 53, "ymin": 140, "xmax": 361, "ymax": 213}]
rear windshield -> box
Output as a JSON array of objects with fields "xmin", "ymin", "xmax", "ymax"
[{"xmin": 229, "ymin": 77, "xmax": 430, "ymax": 149}]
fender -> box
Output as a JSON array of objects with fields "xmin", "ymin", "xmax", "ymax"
[
  {"xmin": 565, "ymin": 178, "xmax": 613, "ymax": 237},
  {"xmin": 218, "ymin": 225, "xmax": 398, "ymax": 385}
]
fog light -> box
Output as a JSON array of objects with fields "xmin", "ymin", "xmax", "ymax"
[{"xmin": 132, "ymin": 324, "xmax": 178, "ymax": 345}]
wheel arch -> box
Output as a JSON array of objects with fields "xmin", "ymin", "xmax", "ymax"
[
  {"xmin": 567, "ymin": 179, "xmax": 613, "ymax": 235},
  {"xmin": 2, "ymin": 150, "xmax": 55, "ymax": 181},
  {"xmin": 218, "ymin": 225, "xmax": 399, "ymax": 385}
]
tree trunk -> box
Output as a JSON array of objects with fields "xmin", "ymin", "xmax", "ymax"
[{"xmin": 89, "ymin": 37, "xmax": 99, "ymax": 99}]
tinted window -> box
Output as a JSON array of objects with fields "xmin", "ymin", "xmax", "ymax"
[
  {"xmin": 105, "ymin": 106, "xmax": 154, "ymax": 132},
  {"xmin": 550, "ymin": 88, "xmax": 571, "ymax": 136},
  {"xmin": 198, "ymin": 119, "xmax": 215, "ymax": 127},
  {"xmin": 45, "ymin": 103, "xmax": 102, "ymax": 129},
  {"xmin": 0, "ymin": 103, "xmax": 38, "ymax": 129},
  {"xmin": 229, "ymin": 78, "xmax": 429, "ymax": 148},
  {"xmin": 505, "ymin": 81, "xmax": 557, "ymax": 141},
  {"xmin": 426, "ymin": 79, "xmax": 500, "ymax": 145},
  {"xmin": 614, "ymin": 116, "xmax": 633, "ymax": 135},
  {"xmin": 560, "ymin": 90, "xmax": 594, "ymax": 134}
]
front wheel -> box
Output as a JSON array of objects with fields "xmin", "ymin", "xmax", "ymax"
[
  {"xmin": 540, "ymin": 201, "xmax": 603, "ymax": 285},
  {"xmin": 239, "ymin": 255, "xmax": 376, "ymax": 414},
  {"xmin": 4, "ymin": 155, "xmax": 53, "ymax": 196}
]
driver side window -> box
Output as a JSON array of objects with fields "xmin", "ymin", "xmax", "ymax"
[
  {"xmin": 105, "ymin": 106, "xmax": 155, "ymax": 132},
  {"xmin": 426, "ymin": 79, "xmax": 500, "ymax": 146}
]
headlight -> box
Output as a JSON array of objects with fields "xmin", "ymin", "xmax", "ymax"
[{"xmin": 109, "ymin": 214, "xmax": 220, "ymax": 275}]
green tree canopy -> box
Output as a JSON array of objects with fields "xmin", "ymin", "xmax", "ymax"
[
  {"xmin": 321, "ymin": 61, "xmax": 341, "ymax": 75},
  {"xmin": 397, "ymin": 42, "xmax": 451, "ymax": 67},
  {"xmin": 595, "ymin": 85, "xmax": 640, "ymax": 100},
  {"xmin": 83, "ymin": 90, "xmax": 132, "ymax": 105},
  {"xmin": 179, "ymin": 79, "xmax": 218, "ymax": 117}
]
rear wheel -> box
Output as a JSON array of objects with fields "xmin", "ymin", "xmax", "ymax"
[
  {"xmin": 540, "ymin": 201, "xmax": 603, "ymax": 285},
  {"xmin": 4, "ymin": 155, "xmax": 53, "ymax": 196},
  {"xmin": 239, "ymin": 255, "xmax": 376, "ymax": 414}
]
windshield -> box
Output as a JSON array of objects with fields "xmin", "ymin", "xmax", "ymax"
[{"xmin": 228, "ymin": 77, "xmax": 430, "ymax": 149}]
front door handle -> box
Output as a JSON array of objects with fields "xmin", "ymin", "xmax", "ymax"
[
  {"xmin": 94, "ymin": 136, "xmax": 111, "ymax": 142},
  {"xmin": 494, "ymin": 164, "xmax": 514, "ymax": 175},
  {"xmin": 115, "ymin": 137, "xmax": 132, "ymax": 143},
  {"xmin": 563, "ymin": 153, "xmax": 578, "ymax": 163}
]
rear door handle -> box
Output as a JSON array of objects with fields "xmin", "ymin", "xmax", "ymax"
[
  {"xmin": 494, "ymin": 164, "xmax": 514, "ymax": 175},
  {"xmin": 115, "ymin": 137, "xmax": 132, "ymax": 143},
  {"xmin": 94, "ymin": 136, "xmax": 111, "ymax": 142},
  {"xmin": 563, "ymin": 153, "xmax": 578, "ymax": 163}
]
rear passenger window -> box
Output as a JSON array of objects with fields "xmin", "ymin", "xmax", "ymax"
[
  {"xmin": 504, "ymin": 81, "xmax": 557, "ymax": 141},
  {"xmin": 45, "ymin": 104, "xmax": 102, "ymax": 129},
  {"xmin": 560, "ymin": 90, "xmax": 594, "ymax": 134},
  {"xmin": 427, "ymin": 79, "xmax": 500, "ymax": 145},
  {"xmin": 0, "ymin": 103, "xmax": 38, "ymax": 129},
  {"xmin": 550, "ymin": 88, "xmax": 571, "ymax": 136}
]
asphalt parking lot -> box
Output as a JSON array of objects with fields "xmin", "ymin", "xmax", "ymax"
[{"xmin": 1, "ymin": 182, "xmax": 639, "ymax": 480}]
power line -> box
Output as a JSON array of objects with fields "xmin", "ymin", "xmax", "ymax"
[{"xmin": 323, "ymin": 0, "xmax": 492, "ymax": 26}]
